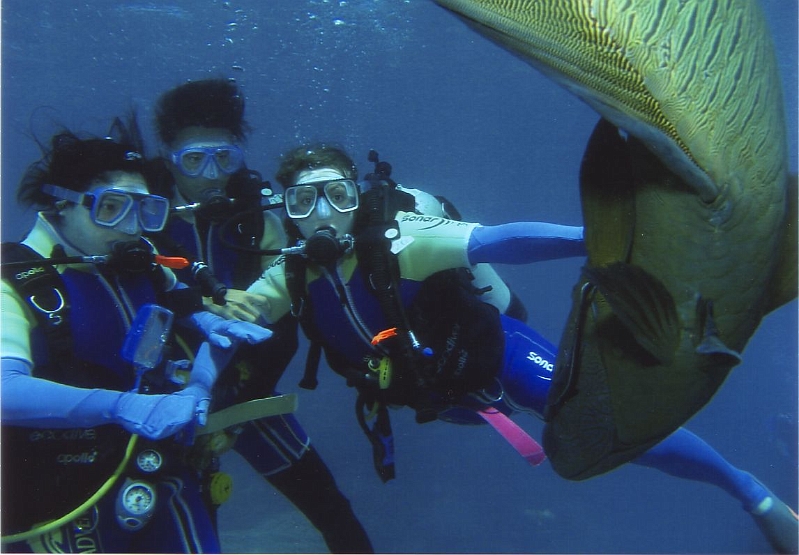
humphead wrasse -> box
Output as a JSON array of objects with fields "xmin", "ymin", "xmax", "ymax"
[{"xmin": 434, "ymin": 0, "xmax": 797, "ymax": 479}]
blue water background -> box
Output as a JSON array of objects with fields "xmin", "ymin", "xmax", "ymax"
[{"xmin": 2, "ymin": 1, "xmax": 796, "ymax": 553}]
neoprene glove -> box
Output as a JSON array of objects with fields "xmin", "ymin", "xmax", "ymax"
[
  {"xmin": 178, "ymin": 385, "xmax": 211, "ymax": 427},
  {"xmin": 186, "ymin": 311, "xmax": 273, "ymax": 349},
  {"xmin": 113, "ymin": 391, "xmax": 197, "ymax": 440},
  {"xmin": 115, "ymin": 340, "xmax": 229, "ymax": 434},
  {"xmin": 178, "ymin": 341, "xmax": 233, "ymax": 427}
]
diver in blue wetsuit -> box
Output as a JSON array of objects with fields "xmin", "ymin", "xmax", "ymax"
[
  {"xmin": 145, "ymin": 78, "xmax": 373, "ymax": 553},
  {"xmin": 0, "ymin": 122, "xmax": 271, "ymax": 553},
  {"xmin": 246, "ymin": 143, "xmax": 798, "ymax": 554}
]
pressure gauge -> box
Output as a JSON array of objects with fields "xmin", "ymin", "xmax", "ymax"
[
  {"xmin": 115, "ymin": 478, "xmax": 156, "ymax": 531},
  {"xmin": 135, "ymin": 449, "xmax": 163, "ymax": 473}
]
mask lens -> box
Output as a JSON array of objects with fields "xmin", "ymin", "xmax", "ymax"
[
  {"xmin": 323, "ymin": 180, "xmax": 359, "ymax": 213},
  {"xmin": 213, "ymin": 147, "xmax": 244, "ymax": 174},
  {"xmin": 285, "ymin": 185, "xmax": 319, "ymax": 219},
  {"xmin": 137, "ymin": 196, "xmax": 170, "ymax": 232},
  {"xmin": 93, "ymin": 191, "xmax": 133, "ymax": 226},
  {"xmin": 177, "ymin": 149, "xmax": 209, "ymax": 176},
  {"xmin": 173, "ymin": 146, "xmax": 244, "ymax": 177}
]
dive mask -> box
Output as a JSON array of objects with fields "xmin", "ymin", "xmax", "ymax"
[
  {"xmin": 170, "ymin": 145, "xmax": 245, "ymax": 178},
  {"xmin": 285, "ymin": 179, "xmax": 359, "ymax": 219},
  {"xmin": 43, "ymin": 184, "xmax": 170, "ymax": 232}
]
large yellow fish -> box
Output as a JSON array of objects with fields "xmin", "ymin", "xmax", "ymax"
[{"xmin": 434, "ymin": 0, "xmax": 796, "ymax": 479}]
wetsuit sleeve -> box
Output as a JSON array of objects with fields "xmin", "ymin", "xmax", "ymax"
[
  {"xmin": 467, "ymin": 222, "xmax": 586, "ymax": 265},
  {"xmin": 1, "ymin": 357, "xmax": 198, "ymax": 440},
  {"xmin": 245, "ymin": 258, "xmax": 293, "ymax": 324},
  {"xmin": 258, "ymin": 210, "xmax": 287, "ymax": 272},
  {"xmin": 1, "ymin": 356, "xmax": 122, "ymax": 427},
  {"xmin": 1, "ymin": 280, "xmax": 34, "ymax": 363},
  {"xmin": 396, "ymin": 211, "xmax": 478, "ymax": 281},
  {"xmin": 469, "ymin": 263, "xmax": 512, "ymax": 313}
]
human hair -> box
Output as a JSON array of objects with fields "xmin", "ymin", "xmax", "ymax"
[
  {"xmin": 275, "ymin": 143, "xmax": 358, "ymax": 188},
  {"xmin": 18, "ymin": 120, "xmax": 146, "ymax": 208},
  {"xmin": 155, "ymin": 78, "xmax": 250, "ymax": 146}
]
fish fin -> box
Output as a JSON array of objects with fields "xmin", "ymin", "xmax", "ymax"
[
  {"xmin": 695, "ymin": 299, "xmax": 742, "ymax": 364},
  {"xmin": 764, "ymin": 173, "xmax": 798, "ymax": 315},
  {"xmin": 580, "ymin": 118, "xmax": 636, "ymax": 266},
  {"xmin": 583, "ymin": 262, "xmax": 679, "ymax": 365},
  {"xmin": 545, "ymin": 281, "xmax": 597, "ymax": 417}
]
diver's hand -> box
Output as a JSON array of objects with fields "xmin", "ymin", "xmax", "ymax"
[
  {"xmin": 186, "ymin": 310, "xmax": 273, "ymax": 349},
  {"xmin": 113, "ymin": 391, "xmax": 196, "ymax": 440},
  {"xmin": 186, "ymin": 342, "xmax": 233, "ymax": 399},
  {"xmin": 203, "ymin": 289, "xmax": 268, "ymax": 323},
  {"xmin": 175, "ymin": 384, "xmax": 211, "ymax": 427}
]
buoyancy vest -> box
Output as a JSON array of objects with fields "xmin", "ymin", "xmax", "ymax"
[
  {"xmin": 289, "ymin": 183, "xmax": 504, "ymax": 399},
  {"xmin": 285, "ymin": 183, "xmax": 506, "ymax": 479},
  {"xmin": 0, "ymin": 242, "xmax": 174, "ymax": 536}
]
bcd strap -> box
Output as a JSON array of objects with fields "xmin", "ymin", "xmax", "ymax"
[
  {"xmin": 1, "ymin": 243, "xmax": 72, "ymax": 363},
  {"xmin": 355, "ymin": 183, "xmax": 438, "ymax": 423},
  {"xmin": 285, "ymin": 253, "xmax": 325, "ymax": 391}
]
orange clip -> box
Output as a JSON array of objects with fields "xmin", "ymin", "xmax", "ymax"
[
  {"xmin": 154, "ymin": 255, "xmax": 191, "ymax": 269},
  {"xmin": 371, "ymin": 327, "xmax": 398, "ymax": 345}
]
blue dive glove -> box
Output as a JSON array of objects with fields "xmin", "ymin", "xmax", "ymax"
[
  {"xmin": 118, "ymin": 341, "xmax": 230, "ymax": 433},
  {"xmin": 180, "ymin": 341, "xmax": 235, "ymax": 426},
  {"xmin": 113, "ymin": 391, "xmax": 197, "ymax": 440},
  {"xmin": 186, "ymin": 311, "xmax": 273, "ymax": 349}
]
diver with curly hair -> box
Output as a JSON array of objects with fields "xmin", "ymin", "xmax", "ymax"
[{"xmin": 145, "ymin": 78, "xmax": 373, "ymax": 553}]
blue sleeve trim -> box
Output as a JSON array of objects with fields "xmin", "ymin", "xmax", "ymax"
[{"xmin": 467, "ymin": 222, "xmax": 586, "ymax": 265}]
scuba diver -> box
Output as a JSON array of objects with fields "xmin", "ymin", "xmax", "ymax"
[
  {"xmin": 144, "ymin": 78, "xmax": 373, "ymax": 553},
  {"xmin": 0, "ymin": 122, "xmax": 271, "ymax": 553},
  {"xmin": 244, "ymin": 143, "xmax": 798, "ymax": 554}
]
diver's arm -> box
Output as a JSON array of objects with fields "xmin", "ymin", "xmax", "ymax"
[
  {"xmin": 467, "ymin": 222, "xmax": 586, "ymax": 265},
  {"xmin": 245, "ymin": 261, "xmax": 293, "ymax": 325},
  {"xmin": 1, "ymin": 357, "xmax": 196, "ymax": 439},
  {"xmin": 258, "ymin": 210, "xmax": 287, "ymax": 272}
]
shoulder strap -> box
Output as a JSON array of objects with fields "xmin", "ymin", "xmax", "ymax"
[
  {"xmin": 354, "ymin": 182, "xmax": 416, "ymax": 333},
  {"xmin": 284, "ymin": 253, "xmax": 325, "ymax": 390},
  {"xmin": 355, "ymin": 184, "xmax": 439, "ymax": 422},
  {"xmin": 1, "ymin": 242, "xmax": 73, "ymax": 366}
]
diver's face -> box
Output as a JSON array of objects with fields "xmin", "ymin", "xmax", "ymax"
[
  {"xmin": 57, "ymin": 172, "xmax": 149, "ymax": 256},
  {"xmin": 167, "ymin": 127, "xmax": 239, "ymax": 203},
  {"xmin": 292, "ymin": 168, "xmax": 356, "ymax": 240}
]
